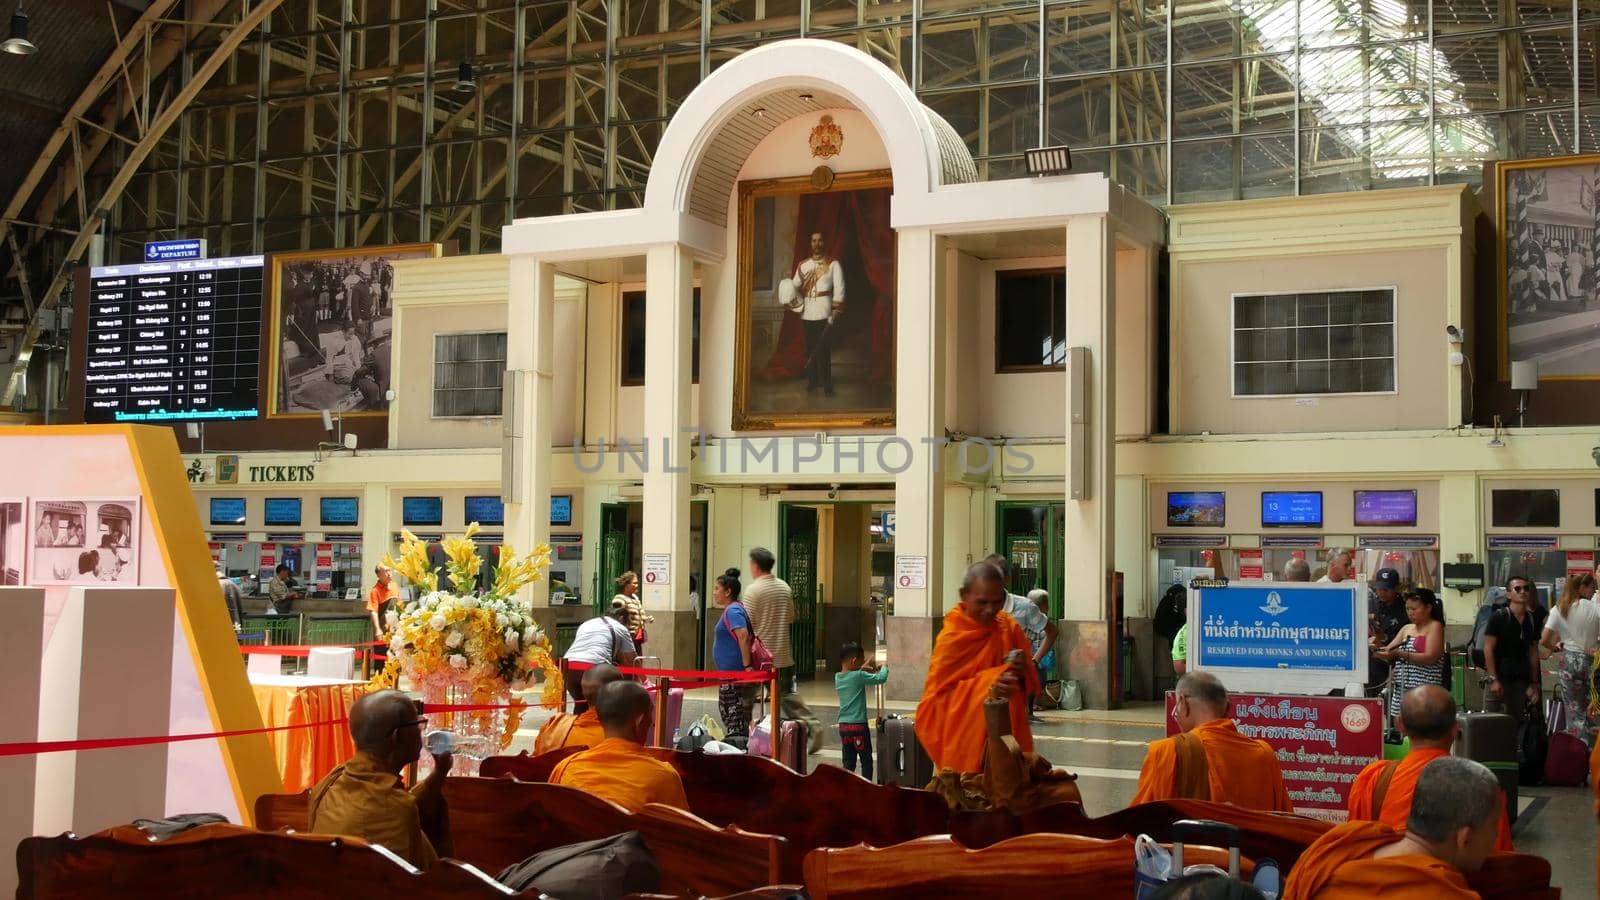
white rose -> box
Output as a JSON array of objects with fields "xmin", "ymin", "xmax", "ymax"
[
  {"xmin": 449, "ymin": 654, "xmax": 468, "ymax": 670},
  {"xmin": 384, "ymin": 609, "xmax": 399, "ymax": 628},
  {"xmin": 522, "ymin": 626, "xmax": 537, "ymax": 645},
  {"xmin": 429, "ymin": 614, "xmax": 448, "ymax": 631},
  {"xmin": 445, "ymin": 630, "xmax": 464, "ymax": 649},
  {"xmin": 504, "ymin": 629, "xmax": 520, "ymax": 652}
]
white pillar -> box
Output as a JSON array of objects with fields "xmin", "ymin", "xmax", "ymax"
[
  {"xmin": 888, "ymin": 227, "xmax": 945, "ymax": 700},
  {"xmin": 507, "ymin": 255, "xmax": 556, "ymax": 610},
  {"xmin": 1062, "ymin": 214, "xmax": 1118, "ymax": 708},
  {"xmin": 641, "ymin": 243, "xmax": 694, "ymax": 666},
  {"xmin": 0, "ymin": 587, "xmax": 44, "ymax": 898}
]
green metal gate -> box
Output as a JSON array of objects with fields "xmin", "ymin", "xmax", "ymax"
[
  {"xmin": 780, "ymin": 504, "xmax": 819, "ymax": 680},
  {"xmin": 595, "ymin": 503, "xmax": 629, "ymax": 614},
  {"xmin": 996, "ymin": 502, "xmax": 1066, "ymax": 620}
]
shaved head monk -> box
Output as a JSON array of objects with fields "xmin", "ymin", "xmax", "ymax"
[
  {"xmin": 308, "ymin": 689, "xmax": 452, "ymax": 870},
  {"xmin": 550, "ymin": 680, "xmax": 688, "ymax": 811},
  {"xmin": 1283, "ymin": 756, "xmax": 1502, "ymax": 900},
  {"xmin": 915, "ymin": 561, "xmax": 1039, "ymax": 775},
  {"xmin": 1133, "ymin": 672, "xmax": 1291, "ymax": 811},
  {"xmin": 534, "ymin": 664, "xmax": 623, "ymax": 754},
  {"xmin": 1348, "ymin": 685, "xmax": 1512, "ymax": 851}
]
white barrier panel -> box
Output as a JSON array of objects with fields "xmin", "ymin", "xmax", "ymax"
[{"xmin": 0, "ymin": 587, "xmax": 45, "ymax": 897}]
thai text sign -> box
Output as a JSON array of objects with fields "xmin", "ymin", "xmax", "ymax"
[
  {"xmin": 1165, "ymin": 692, "xmax": 1383, "ymax": 823},
  {"xmin": 1189, "ymin": 582, "xmax": 1367, "ymax": 694}
]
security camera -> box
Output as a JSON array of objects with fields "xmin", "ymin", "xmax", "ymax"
[
  {"xmin": 828, "ymin": 482, "xmax": 840, "ymax": 500},
  {"xmin": 1445, "ymin": 325, "xmax": 1464, "ymax": 343},
  {"xmin": 1592, "ymin": 446, "xmax": 1600, "ymax": 467},
  {"xmin": 384, "ymin": 389, "xmax": 397, "ymax": 403},
  {"xmin": 321, "ymin": 409, "xmax": 334, "ymax": 432}
]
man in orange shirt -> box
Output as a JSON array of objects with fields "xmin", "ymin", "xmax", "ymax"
[
  {"xmin": 550, "ymin": 680, "xmax": 688, "ymax": 812},
  {"xmin": 534, "ymin": 663, "xmax": 620, "ymax": 754},
  {"xmin": 1133, "ymin": 672, "xmax": 1292, "ymax": 811},
  {"xmin": 1348, "ymin": 685, "xmax": 1512, "ymax": 850},
  {"xmin": 915, "ymin": 561, "xmax": 1038, "ymax": 775},
  {"xmin": 367, "ymin": 565, "xmax": 399, "ymax": 637},
  {"xmin": 1283, "ymin": 756, "xmax": 1501, "ymax": 900}
]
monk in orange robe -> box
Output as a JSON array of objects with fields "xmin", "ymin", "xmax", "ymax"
[
  {"xmin": 1133, "ymin": 671, "xmax": 1292, "ymax": 811},
  {"xmin": 1283, "ymin": 756, "xmax": 1502, "ymax": 900},
  {"xmin": 1348, "ymin": 685, "xmax": 1512, "ymax": 851},
  {"xmin": 1591, "ymin": 739, "xmax": 1599, "ymax": 888},
  {"xmin": 550, "ymin": 679, "xmax": 688, "ymax": 812},
  {"xmin": 915, "ymin": 560, "xmax": 1039, "ymax": 775},
  {"xmin": 534, "ymin": 663, "xmax": 620, "ymax": 754}
]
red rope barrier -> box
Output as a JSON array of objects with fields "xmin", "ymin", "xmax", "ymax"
[
  {"xmin": 238, "ymin": 641, "xmax": 387, "ymax": 657},
  {"xmin": 567, "ymin": 659, "xmax": 774, "ymax": 684}
]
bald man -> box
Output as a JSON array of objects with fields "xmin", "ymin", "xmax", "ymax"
[
  {"xmin": 1283, "ymin": 757, "xmax": 1502, "ymax": 900},
  {"xmin": 534, "ymin": 664, "xmax": 622, "ymax": 754},
  {"xmin": 1133, "ymin": 672, "xmax": 1292, "ymax": 811},
  {"xmin": 550, "ymin": 680, "xmax": 688, "ymax": 812},
  {"xmin": 1348, "ymin": 685, "xmax": 1512, "ymax": 851},
  {"xmin": 308, "ymin": 689, "xmax": 452, "ymax": 869}
]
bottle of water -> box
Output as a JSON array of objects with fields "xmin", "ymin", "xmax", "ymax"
[{"xmin": 1253, "ymin": 859, "xmax": 1281, "ymax": 900}]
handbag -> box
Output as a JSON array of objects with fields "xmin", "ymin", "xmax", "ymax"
[
  {"xmin": 496, "ymin": 831, "xmax": 659, "ymax": 898},
  {"xmin": 720, "ymin": 603, "xmax": 775, "ymax": 671}
]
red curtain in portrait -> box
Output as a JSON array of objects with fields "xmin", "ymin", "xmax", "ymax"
[{"xmin": 760, "ymin": 186, "xmax": 895, "ymax": 383}]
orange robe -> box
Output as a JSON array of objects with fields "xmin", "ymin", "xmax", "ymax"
[
  {"xmin": 549, "ymin": 736, "xmax": 689, "ymax": 812},
  {"xmin": 1281, "ymin": 820, "xmax": 1478, "ymax": 900},
  {"xmin": 307, "ymin": 751, "xmax": 437, "ymax": 870},
  {"xmin": 914, "ymin": 607, "xmax": 1038, "ymax": 774},
  {"xmin": 1348, "ymin": 748, "xmax": 1513, "ymax": 851},
  {"xmin": 1133, "ymin": 718, "xmax": 1293, "ymax": 812},
  {"xmin": 1591, "ymin": 741, "xmax": 1600, "ymax": 889},
  {"xmin": 533, "ymin": 709, "xmax": 607, "ymax": 755}
]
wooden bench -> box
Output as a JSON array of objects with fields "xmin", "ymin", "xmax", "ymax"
[{"xmin": 17, "ymin": 824, "xmax": 529, "ymax": 899}]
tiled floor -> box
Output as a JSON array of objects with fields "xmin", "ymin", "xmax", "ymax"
[{"xmin": 513, "ymin": 683, "xmax": 1596, "ymax": 896}]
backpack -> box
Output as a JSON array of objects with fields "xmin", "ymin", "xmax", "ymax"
[
  {"xmin": 1517, "ymin": 708, "xmax": 1548, "ymax": 786},
  {"xmin": 1153, "ymin": 585, "xmax": 1188, "ymax": 642},
  {"xmin": 496, "ymin": 831, "xmax": 659, "ymax": 898},
  {"xmin": 1469, "ymin": 601, "xmax": 1508, "ymax": 670}
]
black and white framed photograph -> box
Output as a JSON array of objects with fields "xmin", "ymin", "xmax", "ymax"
[
  {"xmin": 29, "ymin": 498, "xmax": 141, "ymax": 585},
  {"xmin": 1497, "ymin": 155, "xmax": 1600, "ymax": 380},
  {"xmin": 268, "ymin": 243, "xmax": 441, "ymax": 416},
  {"xmin": 0, "ymin": 499, "xmax": 23, "ymax": 585}
]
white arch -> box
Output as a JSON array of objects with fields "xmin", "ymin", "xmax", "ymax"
[{"xmin": 643, "ymin": 39, "xmax": 944, "ymax": 218}]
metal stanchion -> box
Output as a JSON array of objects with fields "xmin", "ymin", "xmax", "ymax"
[
  {"xmin": 655, "ymin": 676, "xmax": 673, "ymax": 747},
  {"xmin": 770, "ymin": 670, "xmax": 781, "ymax": 762}
]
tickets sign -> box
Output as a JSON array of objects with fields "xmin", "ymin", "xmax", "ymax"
[{"xmin": 1165, "ymin": 692, "xmax": 1383, "ymax": 822}]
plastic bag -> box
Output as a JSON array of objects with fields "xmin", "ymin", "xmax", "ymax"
[
  {"xmin": 1060, "ymin": 679, "xmax": 1084, "ymax": 711},
  {"xmin": 748, "ymin": 715, "xmax": 773, "ymax": 757}
]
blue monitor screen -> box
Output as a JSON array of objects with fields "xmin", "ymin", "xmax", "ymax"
[
  {"xmin": 464, "ymin": 495, "xmax": 505, "ymax": 526},
  {"xmin": 1166, "ymin": 492, "xmax": 1225, "ymax": 527},
  {"xmin": 403, "ymin": 496, "xmax": 443, "ymax": 527},
  {"xmin": 550, "ymin": 494, "xmax": 573, "ymax": 526},
  {"xmin": 209, "ymin": 497, "xmax": 246, "ymax": 526},
  {"xmin": 320, "ymin": 497, "xmax": 359, "ymax": 527},
  {"xmin": 1261, "ymin": 491, "xmax": 1323, "ymax": 528},
  {"xmin": 263, "ymin": 497, "xmax": 302, "ymax": 527}
]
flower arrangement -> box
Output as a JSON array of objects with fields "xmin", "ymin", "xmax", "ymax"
[{"xmin": 372, "ymin": 525, "xmax": 563, "ymax": 751}]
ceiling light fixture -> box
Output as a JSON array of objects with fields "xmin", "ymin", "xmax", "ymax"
[
  {"xmin": 797, "ymin": 91, "xmax": 814, "ymax": 101},
  {"xmin": 752, "ymin": 106, "xmax": 767, "ymax": 118},
  {"xmin": 454, "ymin": 60, "xmax": 477, "ymax": 93},
  {"xmin": 3, "ymin": 4, "xmax": 36, "ymax": 56}
]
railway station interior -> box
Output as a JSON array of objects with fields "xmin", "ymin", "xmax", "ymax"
[{"xmin": 0, "ymin": 0, "xmax": 1598, "ymax": 896}]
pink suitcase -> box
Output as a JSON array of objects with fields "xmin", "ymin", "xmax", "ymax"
[{"xmin": 645, "ymin": 686, "xmax": 684, "ymax": 747}]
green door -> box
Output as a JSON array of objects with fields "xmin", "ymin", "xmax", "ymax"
[
  {"xmin": 996, "ymin": 502, "xmax": 1066, "ymax": 620},
  {"xmin": 781, "ymin": 504, "xmax": 819, "ymax": 680},
  {"xmin": 595, "ymin": 503, "xmax": 629, "ymax": 614}
]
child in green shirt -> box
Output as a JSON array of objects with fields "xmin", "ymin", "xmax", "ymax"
[{"xmin": 833, "ymin": 641, "xmax": 889, "ymax": 780}]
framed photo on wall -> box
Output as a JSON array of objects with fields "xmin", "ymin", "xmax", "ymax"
[
  {"xmin": 268, "ymin": 243, "xmax": 442, "ymax": 416},
  {"xmin": 734, "ymin": 170, "xmax": 895, "ymax": 430},
  {"xmin": 1496, "ymin": 155, "xmax": 1600, "ymax": 380},
  {"xmin": 28, "ymin": 497, "xmax": 141, "ymax": 586}
]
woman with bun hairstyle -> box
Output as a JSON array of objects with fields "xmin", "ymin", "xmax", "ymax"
[{"xmin": 711, "ymin": 567, "xmax": 757, "ymax": 746}]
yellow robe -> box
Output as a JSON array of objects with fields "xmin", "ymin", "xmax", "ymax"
[
  {"xmin": 1347, "ymin": 748, "xmax": 1513, "ymax": 851},
  {"xmin": 1133, "ymin": 717, "xmax": 1293, "ymax": 812},
  {"xmin": 914, "ymin": 607, "xmax": 1037, "ymax": 775},
  {"xmin": 533, "ymin": 709, "xmax": 607, "ymax": 755},
  {"xmin": 1282, "ymin": 820, "xmax": 1479, "ymax": 900},
  {"xmin": 549, "ymin": 736, "xmax": 690, "ymax": 812},
  {"xmin": 307, "ymin": 750, "xmax": 437, "ymax": 870}
]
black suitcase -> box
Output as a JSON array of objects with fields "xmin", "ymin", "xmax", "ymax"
[
  {"xmin": 1454, "ymin": 711, "xmax": 1520, "ymax": 824},
  {"xmin": 877, "ymin": 716, "xmax": 934, "ymax": 788}
]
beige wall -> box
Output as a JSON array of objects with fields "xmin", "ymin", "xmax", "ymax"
[{"xmin": 393, "ymin": 301, "xmax": 508, "ymax": 449}]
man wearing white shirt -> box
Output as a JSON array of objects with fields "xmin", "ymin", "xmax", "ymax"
[
  {"xmin": 783, "ymin": 232, "xmax": 845, "ymax": 396},
  {"xmin": 1318, "ymin": 548, "xmax": 1353, "ymax": 583}
]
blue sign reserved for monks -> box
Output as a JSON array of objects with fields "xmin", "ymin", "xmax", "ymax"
[{"xmin": 1189, "ymin": 583, "xmax": 1367, "ymax": 694}]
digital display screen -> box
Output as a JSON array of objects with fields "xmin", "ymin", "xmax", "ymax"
[
  {"xmin": 1261, "ymin": 491, "xmax": 1322, "ymax": 528},
  {"xmin": 464, "ymin": 495, "xmax": 505, "ymax": 526},
  {"xmin": 1491, "ymin": 489, "xmax": 1560, "ymax": 528},
  {"xmin": 83, "ymin": 255, "xmax": 264, "ymax": 423},
  {"xmin": 320, "ymin": 497, "xmax": 359, "ymax": 527},
  {"xmin": 263, "ymin": 497, "xmax": 302, "ymax": 527},
  {"xmin": 1354, "ymin": 490, "xmax": 1418, "ymax": 527},
  {"xmin": 1167, "ymin": 491, "xmax": 1225, "ymax": 527},
  {"xmin": 551, "ymin": 494, "xmax": 573, "ymax": 526},
  {"xmin": 209, "ymin": 497, "xmax": 246, "ymax": 526},
  {"xmin": 403, "ymin": 496, "xmax": 443, "ymax": 527}
]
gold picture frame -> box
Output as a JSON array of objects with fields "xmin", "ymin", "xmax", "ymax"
[
  {"xmin": 1495, "ymin": 154, "xmax": 1600, "ymax": 381},
  {"xmin": 732, "ymin": 169, "xmax": 896, "ymax": 431},
  {"xmin": 266, "ymin": 242, "xmax": 441, "ymax": 417}
]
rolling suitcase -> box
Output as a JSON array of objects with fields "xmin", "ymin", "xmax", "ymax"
[
  {"xmin": 877, "ymin": 715, "xmax": 934, "ymax": 788},
  {"xmin": 1454, "ymin": 711, "xmax": 1520, "ymax": 824},
  {"xmin": 778, "ymin": 719, "xmax": 809, "ymax": 775}
]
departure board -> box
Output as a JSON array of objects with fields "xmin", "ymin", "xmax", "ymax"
[{"xmin": 84, "ymin": 255, "xmax": 263, "ymax": 423}]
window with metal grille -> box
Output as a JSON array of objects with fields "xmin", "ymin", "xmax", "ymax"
[
  {"xmin": 995, "ymin": 269, "xmax": 1067, "ymax": 371},
  {"xmin": 433, "ymin": 332, "xmax": 507, "ymax": 417},
  {"xmin": 1232, "ymin": 289, "xmax": 1396, "ymax": 396},
  {"xmin": 620, "ymin": 289, "xmax": 701, "ymax": 385}
]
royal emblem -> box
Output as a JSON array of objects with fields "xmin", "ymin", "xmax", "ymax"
[
  {"xmin": 809, "ymin": 114, "xmax": 843, "ymax": 159},
  {"xmin": 1259, "ymin": 591, "xmax": 1290, "ymax": 616}
]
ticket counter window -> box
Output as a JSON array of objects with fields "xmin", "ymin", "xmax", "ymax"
[{"xmin": 1486, "ymin": 550, "xmax": 1564, "ymax": 607}]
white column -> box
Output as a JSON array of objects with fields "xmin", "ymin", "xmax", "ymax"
[
  {"xmin": 0, "ymin": 587, "xmax": 44, "ymax": 897},
  {"xmin": 1062, "ymin": 214, "xmax": 1118, "ymax": 707},
  {"xmin": 888, "ymin": 227, "xmax": 945, "ymax": 700},
  {"xmin": 507, "ymin": 255, "xmax": 556, "ymax": 608},
  {"xmin": 641, "ymin": 243, "xmax": 694, "ymax": 665}
]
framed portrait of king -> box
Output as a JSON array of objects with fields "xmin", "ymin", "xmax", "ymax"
[{"xmin": 733, "ymin": 170, "xmax": 895, "ymax": 430}]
